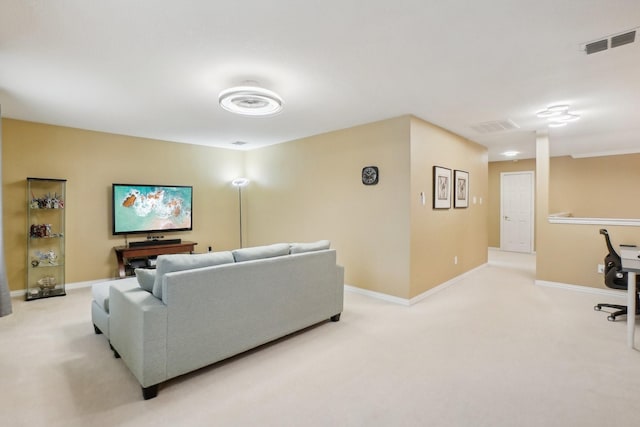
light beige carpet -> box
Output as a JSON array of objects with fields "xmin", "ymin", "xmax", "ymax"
[{"xmin": 1, "ymin": 251, "xmax": 639, "ymax": 427}]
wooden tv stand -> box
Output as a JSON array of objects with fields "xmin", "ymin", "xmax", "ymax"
[{"xmin": 114, "ymin": 241, "xmax": 198, "ymax": 279}]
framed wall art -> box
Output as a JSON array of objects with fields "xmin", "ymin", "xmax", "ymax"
[
  {"xmin": 432, "ymin": 166, "xmax": 451, "ymax": 209},
  {"xmin": 454, "ymin": 169, "xmax": 469, "ymax": 208}
]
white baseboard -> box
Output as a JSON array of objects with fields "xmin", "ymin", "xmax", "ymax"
[
  {"xmin": 535, "ymin": 280, "xmax": 625, "ymax": 299},
  {"xmin": 344, "ymin": 285, "xmax": 412, "ymax": 306},
  {"xmin": 488, "ymin": 246, "xmax": 536, "ymax": 255},
  {"xmin": 10, "ymin": 277, "xmax": 116, "ymax": 298},
  {"xmin": 344, "ymin": 263, "xmax": 488, "ymax": 306}
]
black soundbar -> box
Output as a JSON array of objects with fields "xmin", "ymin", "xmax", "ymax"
[{"xmin": 129, "ymin": 238, "xmax": 182, "ymax": 248}]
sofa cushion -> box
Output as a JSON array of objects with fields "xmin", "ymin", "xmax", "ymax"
[
  {"xmin": 135, "ymin": 268, "xmax": 156, "ymax": 292},
  {"xmin": 152, "ymin": 252, "xmax": 235, "ymax": 299},
  {"xmin": 232, "ymin": 243, "xmax": 290, "ymax": 262},
  {"xmin": 289, "ymin": 240, "xmax": 331, "ymax": 254}
]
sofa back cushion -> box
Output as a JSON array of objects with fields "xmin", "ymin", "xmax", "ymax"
[
  {"xmin": 135, "ymin": 268, "xmax": 156, "ymax": 292},
  {"xmin": 152, "ymin": 252, "xmax": 235, "ymax": 298},
  {"xmin": 289, "ymin": 240, "xmax": 331, "ymax": 254},
  {"xmin": 232, "ymin": 243, "xmax": 290, "ymax": 262}
]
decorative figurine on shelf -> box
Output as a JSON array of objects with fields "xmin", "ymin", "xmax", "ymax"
[
  {"xmin": 30, "ymin": 191, "xmax": 64, "ymax": 209},
  {"xmin": 47, "ymin": 250, "xmax": 58, "ymax": 265},
  {"xmin": 30, "ymin": 224, "xmax": 58, "ymax": 238}
]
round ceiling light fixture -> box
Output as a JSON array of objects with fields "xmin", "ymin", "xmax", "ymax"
[
  {"xmin": 218, "ymin": 85, "xmax": 283, "ymax": 116},
  {"xmin": 536, "ymin": 103, "xmax": 580, "ymax": 128},
  {"xmin": 548, "ymin": 121, "xmax": 568, "ymax": 128},
  {"xmin": 536, "ymin": 104, "xmax": 569, "ymax": 118}
]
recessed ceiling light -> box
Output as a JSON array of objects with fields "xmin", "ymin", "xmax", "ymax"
[
  {"xmin": 219, "ymin": 86, "xmax": 283, "ymax": 116},
  {"xmin": 502, "ymin": 151, "xmax": 519, "ymax": 157}
]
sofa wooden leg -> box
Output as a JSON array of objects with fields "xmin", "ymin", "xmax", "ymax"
[
  {"xmin": 330, "ymin": 313, "xmax": 341, "ymax": 322},
  {"xmin": 94, "ymin": 324, "xmax": 102, "ymax": 335},
  {"xmin": 142, "ymin": 384, "xmax": 159, "ymax": 400}
]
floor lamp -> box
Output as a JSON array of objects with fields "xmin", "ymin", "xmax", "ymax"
[{"xmin": 231, "ymin": 178, "xmax": 249, "ymax": 248}]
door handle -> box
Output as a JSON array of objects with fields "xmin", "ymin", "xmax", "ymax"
[{"xmin": 504, "ymin": 216, "xmax": 510, "ymax": 220}]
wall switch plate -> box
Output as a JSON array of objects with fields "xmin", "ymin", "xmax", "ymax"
[{"xmin": 597, "ymin": 264, "xmax": 604, "ymax": 273}]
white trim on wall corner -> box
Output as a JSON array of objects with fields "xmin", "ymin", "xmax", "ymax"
[
  {"xmin": 571, "ymin": 148, "xmax": 640, "ymax": 159},
  {"xmin": 535, "ymin": 280, "xmax": 625, "ymax": 299},
  {"xmin": 344, "ymin": 263, "xmax": 489, "ymax": 306},
  {"xmin": 547, "ymin": 217, "xmax": 640, "ymax": 227}
]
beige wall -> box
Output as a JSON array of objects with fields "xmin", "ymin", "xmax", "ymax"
[
  {"xmin": 245, "ymin": 115, "xmax": 488, "ymax": 300},
  {"xmin": 409, "ymin": 118, "xmax": 488, "ymax": 297},
  {"xmin": 488, "ymin": 159, "xmax": 536, "ymax": 248},
  {"xmin": 245, "ymin": 116, "xmax": 412, "ymax": 298},
  {"xmin": 549, "ymin": 154, "xmax": 640, "ymax": 218},
  {"xmin": 2, "ymin": 119, "xmax": 243, "ymax": 291},
  {"xmin": 4, "ymin": 116, "xmax": 489, "ymax": 299},
  {"xmin": 536, "ymin": 144, "xmax": 640, "ymax": 289}
]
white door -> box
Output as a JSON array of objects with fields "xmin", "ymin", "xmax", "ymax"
[{"xmin": 500, "ymin": 171, "xmax": 534, "ymax": 253}]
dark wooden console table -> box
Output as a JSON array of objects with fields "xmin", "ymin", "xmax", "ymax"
[{"xmin": 114, "ymin": 241, "xmax": 198, "ymax": 279}]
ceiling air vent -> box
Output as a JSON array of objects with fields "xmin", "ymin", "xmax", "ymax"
[
  {"xmin": 611, "ymin": 30, "xmax": 636, "ymax": 48},
  {"xmin": 583, "ymin": 27, "xmax": 638, "ymax": 54},
  {"xmin": 231, "ymin": 141, "xmax": 248, "ymax": 146},
  {"xmin": 585, "ymin": 39, "xmax": 608, "ymax": 55},
  {"xmin": 470, "ymin": 119, "xmax": 520, "ymax": 134}
]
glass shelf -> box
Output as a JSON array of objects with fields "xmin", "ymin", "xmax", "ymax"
[{"xmin": 26, "ymin": 177, "xmax": 66, "ymax": 301}]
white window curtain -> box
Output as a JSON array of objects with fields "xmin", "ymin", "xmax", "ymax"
[{"xmin": 0, "ymin": 105, "xmax": 13, "ymax": 317}]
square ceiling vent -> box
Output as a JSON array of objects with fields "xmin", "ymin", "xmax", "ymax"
[{"xmin": 470, "ymin": 119, "xmax": 520, "ymax": 134}]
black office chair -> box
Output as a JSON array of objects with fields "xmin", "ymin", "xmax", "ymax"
[{"xmin": 594, "ymin": 229, "xmax": 640, "ymax": 321}]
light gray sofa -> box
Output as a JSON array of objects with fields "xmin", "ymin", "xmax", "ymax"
[{"xmin": 103, "ymin": 242, "xmax": 344, "ymax": 399}]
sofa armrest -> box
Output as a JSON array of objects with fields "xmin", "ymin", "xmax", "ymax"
[{"xmin": 109, "ymin": 285, "xmax": 168, "ymax": 388}]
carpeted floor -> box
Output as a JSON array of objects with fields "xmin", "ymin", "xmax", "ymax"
[{"xmin": 1, "ymin": 250, "xmax": 639, "ymax": 427}]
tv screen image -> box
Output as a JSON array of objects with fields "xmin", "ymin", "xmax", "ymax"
[{"xmin": 112, "ymin": 184, "xmax": 193, "ymax": 235}]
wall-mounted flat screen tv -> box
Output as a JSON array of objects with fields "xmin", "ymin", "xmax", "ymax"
[{"xmin": 112, "ymin": 184, "xmax": 193, "ymax": 235}]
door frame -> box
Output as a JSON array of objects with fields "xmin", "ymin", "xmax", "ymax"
[{"xmin": 500, "ymin": 171, "xmax": 535, "ymax": 253}]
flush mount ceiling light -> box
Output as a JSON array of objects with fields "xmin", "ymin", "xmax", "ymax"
[
  {"xmin": 536, "ymin": 104, "xmax": 569, "ymax": 118},
  {"xmin": 502, "ymin": 151, "xmax": 520, "ymax": 157},
  {"xmin": 554, "ymin": 113, "xmax": 580, "ymax": 122},
  {"xmin": 218, "ymin": 86, "xmax": 283, "ymax": 116},
  {"xmin": 536, "ymin": 104, "xmax": 580, "ymax": 127},
  {"xmin": 548, "ymin": 122, "xmax": 568, "ymax": 128}
]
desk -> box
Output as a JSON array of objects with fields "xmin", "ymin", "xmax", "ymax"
[
  {"xmin": 620, "ymin": 245, "xmax": 639, "ymax": 348},
  {"xmin": 114, "ymin": 241, "xmax": 197, "ymax": 279}
]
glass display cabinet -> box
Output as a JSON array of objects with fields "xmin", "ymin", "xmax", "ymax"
[{"xmin": 26, "ymin": 177, "xmax": 66, "ymax": 300}]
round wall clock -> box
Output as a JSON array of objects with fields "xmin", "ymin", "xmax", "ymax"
[{"xmin": 362, "ymin": 166, "xmax": 379, "ymax": 185}]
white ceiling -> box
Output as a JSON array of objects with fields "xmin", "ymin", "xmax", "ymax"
[{"xmin": 1, "ymin": 0, "xmax": 639, "ymax": 161}]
